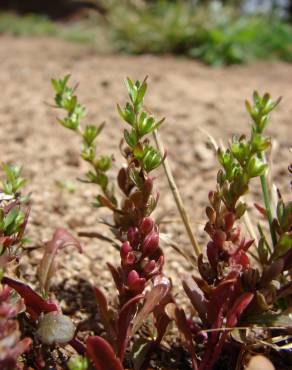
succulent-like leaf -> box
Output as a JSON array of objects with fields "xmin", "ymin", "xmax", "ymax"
[
  {"xmin": 1, "ymin": 276, "xmax": 58, "ymax": 319},
  {"xmin": 182, "ymin": 276, "xmax": 208, "ymax": 325},
  {"xmin": 94, "ymin": 287, "xmax": 116, "ymax": 340},
  {"xmin": 86, "ymin": 336, "xmax": 124, "ymax": 370},
  {"xmin": 117, "ymin": 294, "xmax": 144, "ymax": 361}
]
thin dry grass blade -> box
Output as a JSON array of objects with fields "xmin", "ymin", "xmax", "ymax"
[{"xmin": 153, "ymin": 129, "xmax": 201, "ymax": 258}]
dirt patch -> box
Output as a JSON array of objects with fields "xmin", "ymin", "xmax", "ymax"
[{"xmin": 0, "ymin": 35, "xmax": 291, "ymax": 366}]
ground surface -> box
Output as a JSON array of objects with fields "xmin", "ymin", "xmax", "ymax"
[{"xmin": 0, "ymin": 35, "xmax": 291, "ymax": 366}]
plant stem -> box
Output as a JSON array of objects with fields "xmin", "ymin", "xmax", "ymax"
[
  {"xmin": 258, "ymin": 152, "xmax": 277, "ymax": 248},
  {"xmin": 153, "ymin": 130, "xmax": 201, "ymax": 258}
]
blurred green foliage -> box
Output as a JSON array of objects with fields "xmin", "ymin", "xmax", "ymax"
[
  {"xmin": 0, "ymin": 12, "xmax": 102, "ymax": 45},
  {"xmin": 0, "ymin": 13, "xmax": 57, "ymax": 36},
  {"xmin": 1, "ymin": 1, "xmax": 292, "ymax": 65},
  {"xmin": 108, "ymin": 2, "xmax": 292, "ymax": 65}
]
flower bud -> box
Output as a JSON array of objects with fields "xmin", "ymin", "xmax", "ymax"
[
  {"xmin": 142, "ymin": 228, "xmax": 159, "ymax": 256},
  {"xmin": 120, "ymin": 241, "xmax": 132, "ymax": 258},
  {"xmin": 139, "ymin": 217, "xmax": 154, "ymax": 235},
  {"xmin": 208, "ymin": 191, "xmax": 215, "ymax": 204},
  {"xmin": 143, "ymin": 260, "xmax": 156, "ymax": 274},
  {"xmin": 127, "ymin": 270, "xmax": 146, "ymax": 294},
  {"xmin": 213, "ymin": 230, "xmax": 226, "ymax": 248},
  {"xmin": 127, "ymin": 227, "xmax": 139, "ymax": 247},
  {"xmin": 127, "ymin": 270, "xmax": 139, "ymax": 286}
]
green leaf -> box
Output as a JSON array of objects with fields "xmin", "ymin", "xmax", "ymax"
[
  {"xmin": 135, "ymin": 77, "xmax": 148, "ymax": 106},
  {"xmin": 125, "ymin": 77, "xmax": 137, "ymax": 102},
  {"xmin": 274, "ymin": 234, "xmax": 292, "ymax": 259},
  {"xmin": 250, "ymin": 133, "xmax": 271, "ymax": 153},
  {"xmin": 246, "ymin": 156, "xmax": 267, "ymax": 178},
  {"xmin": 117, "ymin": 103, "xmax": 135, "ymax": 126},
  {"xmin": 258, "ymin": 237, "xmax": 269, "ymax": 264},
  {"xmin": 85, "ymin": 170, "xmax": 98, "ymax": 183},
  {"xmin": 128, "ymin": 168, "xmax": 143, "ymax": 189},
  {"xmin": 124, "ymin": 129, "xmax": 138, "ymax": 147},
  {"xmin": 133, "ymin": 143, "xmax": 144, "ymax": 160},
  {"xmin": 68, "ymin": 355, "xmax": 88, "ymax": 370},
  {"xmin": 81, "ymin": 145, "xmax": 96, "ymax": 162},
  {"xmin": 96, "ymin": 173, "xmax": 109, "ymax": 189},
  {"xmin": 3, "ymin": 182, "xmax": 13, "ymax": 195},
  {"xmin": 142, "ymin": 145, "xmax": 163, "ymax": 172},
  {"xmin": 57, "ymin": 117, "xmax": 79, "ymax": 131},
  {"xmin": 95, "ymin": 155, "xmax": 112, "ymax": 172},
  {"xmin": 235, "ymin": 202, "xmax": 247, "ymax": 218},
  {"xmin": 4, "ymin": 208, "xmax": 18, "ymax": 229},
  {"xmin": 83, "ymin": 124, "xmax": 99, "ymax": 145}
]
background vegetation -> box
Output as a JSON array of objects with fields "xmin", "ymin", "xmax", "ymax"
[{"xmin": 1, "ymin": 1, "xmax": 292, "ymax": 65}]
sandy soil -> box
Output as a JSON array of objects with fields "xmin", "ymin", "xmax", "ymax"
[{"xmin": 0, "ymin": 35, "xmax": 291, "ymax": 364}]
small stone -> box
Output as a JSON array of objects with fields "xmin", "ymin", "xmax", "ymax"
[
  {"xmin": 37, "ymin": 312, "xmax": 76, "ymax": 345},
  {"xmin": 246, "ymin": 355, "xmax": 275, "ymax": 370}
]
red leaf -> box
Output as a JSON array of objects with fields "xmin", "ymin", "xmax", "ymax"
[
  {"xmin": 117, "ymin": 294, "xmax": 144, "ymax": 361},
  {"xmin": 226, "ymin": 292, "xmax": 254, "ymax": 327},
  {"xmin": 94, "ymin": 287, "xmax": 116, "ymax": 340},
  {"xmin": 37, "ymin": 228, "xmax": 82, "ymax": 292},
  {"xmin": 2, "ymin": 276, "xmax": 58, "ymax": 319},
  {"xmin": 182, "ymin": 276, "xmax": 208, "ymax": 325},
  {"xmin": 207, "ymin": 241, "xmax": 219, "ymax": 271},
  {"xmin": 167, "ymin": 304, "xmax": 198, "ymax": 370},
  {"xmin": 201, "ymin": 293, "xmax": 254, "ymax": 370},
  {"xmin": 229, "ymin": 250, "xmax": 249, "ymax": 268},
  {"xmin": 207, "ymin": 278, "xmax": 236, "ymax": 323},
  {"xmin": 86, "ymin": 336, "xmax": 124, "ymax": 370},
  {"xmin": 107, "ymin": 263, "xmax": 123, "ymax": 292},
  {"xmin": 254, "ymin": 203, "xmax": 267, "ymax": 216}
]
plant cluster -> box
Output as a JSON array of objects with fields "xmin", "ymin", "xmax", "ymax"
[
  {"xmin": 178, "ymin": 92, "xmax": 292, "ymax": 369},
  {"xmin": 52, "ymin": 74, "xmax": 172, "ymax": 369},
  {"xmin": 2, "ymin": 2, "xmax": 292, "ymax": 65},
  {"xmin": 0, "ymin": 75, "xmax": 291, "ymax": 370},
  {"xmin": 107, "ymin": 2, "xmax": 292, "ymax": 65}
]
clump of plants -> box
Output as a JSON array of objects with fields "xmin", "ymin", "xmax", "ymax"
[
  {"xmin": 174, "ymin": 92, "xmax": 292, "ymax": 369},
  {"xmin": 52, "ymin": 74, "xmax": 172, "ymax": 369},
  {"xmin": 107, "ymin": 1, "xmax": 292, "ymax": 65},
  {"xmin": 0, "ymin": 164, "xmax": 85, "ymax": 368},
  {"xmin": 0, "ymin": 75, "xmax": 291, "ymax": 369}
]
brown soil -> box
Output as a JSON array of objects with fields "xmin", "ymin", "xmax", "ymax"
[{"xmin": 0, "ymin": 36, "xmax": 291, "ymax": 368}]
